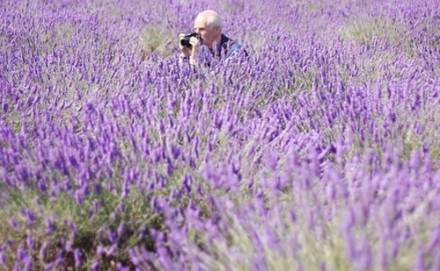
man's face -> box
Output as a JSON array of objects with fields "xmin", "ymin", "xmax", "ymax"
[{"xmin": 193, "ymin": 16, "xmax": 219, "ymax": 48}]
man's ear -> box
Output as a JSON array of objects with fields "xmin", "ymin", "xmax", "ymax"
[{"xmin": 213, "ymin": 25, "xmax": 221, "ymax": 35}]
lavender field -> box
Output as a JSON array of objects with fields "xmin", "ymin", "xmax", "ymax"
[{"xmin": 1, "ymin": 0, "xmax": 440, "ymax": 270}]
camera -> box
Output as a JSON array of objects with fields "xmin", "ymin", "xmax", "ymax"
[{"xmin": 180, "ymin": 32, "xmax": 199, "ymax": 47}]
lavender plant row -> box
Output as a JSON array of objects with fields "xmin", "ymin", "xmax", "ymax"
[{"xmin": 1, "ymin": 0, "xmax": 439, "ymax": 270}]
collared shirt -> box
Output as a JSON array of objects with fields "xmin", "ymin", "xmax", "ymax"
[
  {"xmin": 211, "ymin": 34, "xmax": 245, "ymax": 58},
  {"xmin": 179, "ymin": 34, "xmax": 246, "ymax": 67}
]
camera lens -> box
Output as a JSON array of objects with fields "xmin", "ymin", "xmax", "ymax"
[
  {"xmin": 180, "ymin": 39, "xmax": 190, "ymax": 47},
  {"xmin": 180, "ymin": 33, "xmax": 198, "ymax": 48}
]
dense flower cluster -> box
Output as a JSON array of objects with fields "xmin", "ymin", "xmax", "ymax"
[{"xmin": 1, "ymin": 0, "xmax": 439, "ymax": 270}]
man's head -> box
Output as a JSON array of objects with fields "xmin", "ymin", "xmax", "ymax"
[{"xmin": 193, "ymin": 10, "xmax": 222, "ymax": 48}]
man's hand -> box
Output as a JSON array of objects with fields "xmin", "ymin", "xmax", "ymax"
[
  {"xmin": 188, "ymin": 36, "xmax": 200, "ymax": 59},
  {"xmin": 179, "ymin": 34, "xmax": 200, "ymax": 59},
  {"xmin": 178, "ymin": 33, "xmax": 191, "ymax": 58}
]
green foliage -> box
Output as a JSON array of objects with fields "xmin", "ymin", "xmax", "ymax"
[
  {"xmin": 340, "ymin": 16, "xmax": 402, "ymax": 45},
  {"xmin": 0, "ymin": 182, "xmax": 162, "ymax": 270},
  {"xmin": 185, "ymin": 203, "xmax": 352, "ymax": 271},
  {"xmin": 140, "ymin": 23, "xmax": 174, "ymax": 60}
]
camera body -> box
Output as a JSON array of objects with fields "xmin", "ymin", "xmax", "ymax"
[{"xmin": 180, "ymin": 32, "xmax": 199, "ymax": 47}]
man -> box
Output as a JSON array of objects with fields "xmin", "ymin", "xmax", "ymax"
[{"xmin": 178, "ymin": 10, "xmax": 246, "ymax": 67}]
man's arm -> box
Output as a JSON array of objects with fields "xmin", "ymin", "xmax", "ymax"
[{"xmin": 178, "ymin": 34, "xmax": 200, "ymax": 67}]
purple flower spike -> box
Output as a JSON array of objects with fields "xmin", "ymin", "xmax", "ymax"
[
  {"xmin": 0, "ymin": 251, "xmax": 6, "ymax": 265},
  {"xmin": 117, "ymin": 222, "xmax": 125, "ymax": 238},
  {"xmin": 90, "ymin": 260, "xmax": 100, "ymax": 271},
  {"xmin": 107, "ymin": 230, "xmax": 117, "ymax": 243},
  {"xmin": 263, "ymin": 152, "xmax": 279, "ymax": 171}
]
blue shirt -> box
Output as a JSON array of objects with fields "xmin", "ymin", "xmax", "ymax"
[
  {"xmin": 179, "ymin": 34, "xmax": 247, "ymax": 67},
  {"xmin": 208, "ymin": 33, "xmax": 246, "ymax": 58}
]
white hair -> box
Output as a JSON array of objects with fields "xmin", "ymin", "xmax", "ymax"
[
  {"xmin": 206, "ymin": 13, "xmax": 222, "ymax": 30},
  {"xmin": 197, "ymin": 10, "xmax": 223, "ymax": 30}
]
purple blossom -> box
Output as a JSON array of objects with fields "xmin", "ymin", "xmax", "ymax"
[
  {"xmin": 0, "ymin": 251, "xmax": 6, "ymax": 265},
  {"xmin": 90, "ymin": 260, "xmax": 100, "ymax": 271},
  {"xmin": 117, "ymin": 222, "xmax": 125, "ymax": 238},
  {"xmin": 1, "ymin": 0, "xmax": 439, "ymax": 270}
]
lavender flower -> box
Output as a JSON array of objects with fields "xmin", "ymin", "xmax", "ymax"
[{"xmin": 1, "ymin": 0, "xmax": 439, "ymax": 270}]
